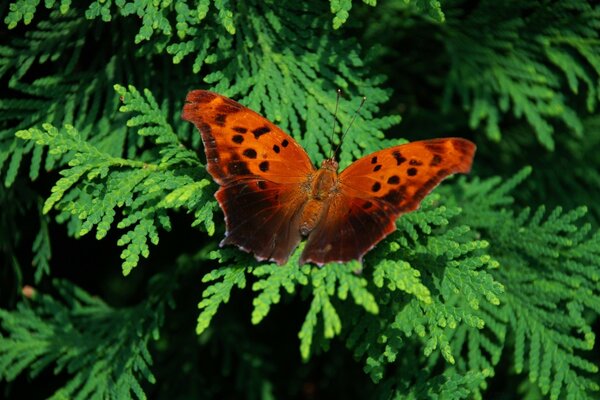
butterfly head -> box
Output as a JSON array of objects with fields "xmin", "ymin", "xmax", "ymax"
[{"xmin": 321, "ymin": 158, "xmax": 339, "ymax": 172}]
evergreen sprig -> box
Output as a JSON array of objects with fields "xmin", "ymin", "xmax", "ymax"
[
  {"xmin": 2, "ymin": 0, "xmax": 600, "ymax": 398},
  {"xmin": 15, "ymin": 85, "xmax": 214, "ymax": 274},
  {"xmin": 443, "ymin": 1, "xmax": 600, "ymax": 150},
  {"xmin": 476, "ymin": 116, "xmax": 600, "ymax": 225},
  {"xmin": 0, "ymin": 278, "xmax": 171, "ymax": 399},
  {"xmin": 167, "ymin": 0, "xmax": 402, "ymax": 168},
  {"xmin": 457, "ymin": 169, "xmax": 600, "ymax": 399}
]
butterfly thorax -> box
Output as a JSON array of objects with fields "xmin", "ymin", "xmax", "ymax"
[{"xmin": 311, "ymin": 162, "xmax": 339, "ymax": 200}]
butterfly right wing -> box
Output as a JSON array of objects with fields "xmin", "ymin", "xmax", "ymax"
[{"xmin": 300, "ymin": 138, "xmax": 476, "ymax": 265}]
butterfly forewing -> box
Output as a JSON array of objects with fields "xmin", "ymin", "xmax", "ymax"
[
  {"xmin": 182, "ymin": 90, "xmax": 315, "ymax": 185},
  {"xmin": 339, "ymin": 138, "xmax": 475, "ymax": 212}
]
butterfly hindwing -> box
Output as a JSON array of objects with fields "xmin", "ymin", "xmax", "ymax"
[
  {"xmin": 300, "ymin": 194, "xmax": 396, "ymax": 265},
  {"xmin": 216, "ymin": 179, "xmax": 308, "ymax": 264}
]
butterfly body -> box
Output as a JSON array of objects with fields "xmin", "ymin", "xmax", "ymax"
[
  {"xmin": 183, "ymin": 90, "xmax": 476, "ymax": 266},
  {"xmin": 299, "ymin": 160, "xmax": 339, "ymax": 235}
]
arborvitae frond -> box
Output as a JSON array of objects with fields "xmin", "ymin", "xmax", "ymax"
[
  {"xmin": 477, "ymin": 116, "xmax": 600, "ymax": 226},
  {"xmin": 197, "ymin": 248, "xmax": 380, "ymax": 360},
  {"xmin": 442, "ymin": 1, "xmax": 600, "ymax": 149},
  {"xmin": 31, "ymin": 210, "xmax": 51, "ymax": 283},
  {"xmin": 15, "ymin": 86, "xmax": 215, "ymax": 274},
  {"xmin": 329, "ymin": 0, "xmax": 377, "ymax": 29},
  {"xmin": 0, "ymin": 277, "xmax": 176, "ymax": 399},
  {"xmin": 196, "ymin": 252, "xmax": 248, "ymax": 335},
  {"xmin": 381, "ymin": 369, "xmax": 490, "ymax": 400},
  {"xmin": 392, "ymin": 0, "xmax": 445, "ymax": 23},
  {"xmin": 297, "ymin": 262, "xmax": 379, "ymax": 359},
  {"xmin": 168, "ymin": 0, "xmax": 401, "ymax": 167},
  {"xmin": 4, "ymin": 0, "xmax": 236, "ymax": 35},
  {"xmin": 343, "ymin": 196, "xmax": 503, "ymax": 383},
  {"xmin": 457, "ymin": 173, "xmax": 600, "ymax": 399},
  {"xmin": 4, "ymin": 0, "xmax": 385, "ymax": 43},
  {"xmin": 0, "ymin": 10, "xmax": 100, "ymax": 186},
  {"xmin": 251, "ymin": 257, "xmax": 311, "ymax": 325},
  {"xmin": 0, "ymin": 183, "xmax": 50, "ymax": 284}
]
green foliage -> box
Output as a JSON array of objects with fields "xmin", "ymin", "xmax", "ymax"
[
  {"xmin": 380, "ymin": 369, "xmax": 490, "ymax": 400},
  {"xmin": 166, "ymin": 0, "xmax": 401, "ymax": 168},
  {"xmin": 1, "ymin": 0, "xmax": 600, "ymax": 399},
  {"xmin": 329, "ymin": 0, "xmax": 378, "ymax": 29},
  {"xmin": 362, "ymin": 1, "xmax": 600, "ymax": 150},
  {"xmin": 442, "ymin": 1, "xmax": 600, "ymax": 150},
  {"xmin": 0, "ymin": 277, "xmax": 170, "ymax": 399},
  {"xmin": 15, "ymin": 86, "xmax": 214, "ymax": 274},
  {"xmin": 456, "ymin": 169, "xmax": 600, "ymax": 399},
  {"xmin": 476, "ymin": 116, "xmax": 600, "ymax": 226}
]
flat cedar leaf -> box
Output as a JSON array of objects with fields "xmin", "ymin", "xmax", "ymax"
[{"xmin": 2, "ymin": 1, "xmax": 600, "ymax": 399}]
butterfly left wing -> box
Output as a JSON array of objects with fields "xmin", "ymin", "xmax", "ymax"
[
  {"xmin": 183, "ymin": 90, "xmax": 316, "ymax": 265},
  {"xmin": 300, "ymin": 138, "xmax": 476, "ymax": 265}
]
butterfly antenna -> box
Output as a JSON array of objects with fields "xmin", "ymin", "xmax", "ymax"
[
  {"xmin": 328, "ymin": 89, "xmax": 342, "ymax": 159},
  {"xmin": 331, "ymin": 95, "xmax": 367, "ymax": 160}
]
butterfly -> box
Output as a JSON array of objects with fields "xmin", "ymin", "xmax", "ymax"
[{"xmin": 182, "ymin": 90, "xmax": 475, "ymax": 266}]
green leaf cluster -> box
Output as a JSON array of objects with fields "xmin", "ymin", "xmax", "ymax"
[{"xmin": 1, "ymin": 0, "xmax": 599, "ymax": 399}]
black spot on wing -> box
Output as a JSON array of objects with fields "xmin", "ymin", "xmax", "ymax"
[
  {"xmin": 373, "ymin": 164, "xmax": 382, "ymax": 172},
  {"xmin": 452, "ymin": 139, "xmax": 472, "ymax": 153},
  {"xmin": 371, "ymin": 156, "xmax": 378, "ymax": 164},
  {"xmin": 232, "ymin": 135, "xmax": 244, "ymax": 144},
  {"xmin": 372, "ymin": 182, "xmax": 381, "ymax": 192},
  {"xmin": 243, "ymin": 148, "xmax": 257, "ymax": 159},
  {"xmin": 436, "ymin": 168, "xmax": 450, "ymax": 177},
  {"xmin": 392, "ymin": 151, "xmax": 406, "ymax": 166},
  {"xmin": 227, "ymin": 160, "xmax": 251, "ymax": 176},
  {"xmin": 430, "ymin": 154, "xmax": 442, "ymax": 166},
  {"xmin": 233, "ymin": 126, "xmax": 247, "ymax": 133},
  {"xmin": 382, "ymin": 187, "xmax": 406, "ymax": 205},
  {"xmin": 253, "ymin": 126, "xmax": 271, "ymax": 139},
  {"xmin": 217, "ymin": 105, "xmax": 241, "ymax": 114},
  {"xmin": 407, "ymin": 168, "xmax": 417, "ymax": 176},
  {"xmin": 409, "ymin": 159, "xmax": 423, "ymax": 166},
  {"xmin": 273, "ymin": 144, "xmax": 280, "ymax": 153},
  {"xmin": 216, "ymin": 101, "xmax": 242, "ymax": 113},
  {"xmin": 412, "ymin": 177, "xmax": 440, "ymax": 204},
  {"xmin": 281, "ymin": 139, "xmax": 289, "ymax": 147},
  {"xmin": 215, "ymin": 114, "xmax": 226, "ymax": 127},
  {"xmin": 259, "ymin": 161, "xmax": 270, "ymax": 172},
  {"xmin": 424, "ymin": 142, "xmax": 446, "ymax": 153},
  {"xmin": 387, "ymin": 175, "xmax": 400, "ymax": 184}
]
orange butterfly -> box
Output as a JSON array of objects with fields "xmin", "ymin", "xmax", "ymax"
[{"xmin": 183, "ymin": 91, "xmax": 475, "ymax": 266}]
